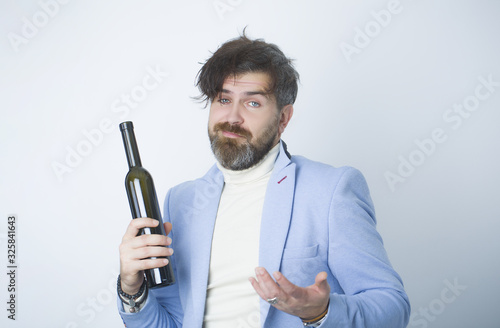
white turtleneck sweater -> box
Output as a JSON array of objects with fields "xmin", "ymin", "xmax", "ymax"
[{"xmin": 203, "ymin": 143, "xmax": 280, "ymax": 328}]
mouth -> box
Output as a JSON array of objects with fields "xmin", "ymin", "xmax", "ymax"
[
  {"xmin": 212, "ymin": 122, "xmax": 252, "ymax": 140},
  {"xmin": 221, "ymin": 130, "xmax": 244, "ymax": 138}
]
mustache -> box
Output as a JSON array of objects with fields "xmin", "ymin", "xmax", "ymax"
[{"xmin": 213, "ymin": 122, "xmax": 252, "ymax": 139}]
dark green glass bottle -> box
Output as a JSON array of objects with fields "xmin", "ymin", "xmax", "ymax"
[{"xmin": 119, "ymin": 121, "xmax": 175, "ymax": 288}]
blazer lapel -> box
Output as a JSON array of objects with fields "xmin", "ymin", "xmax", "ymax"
[{"xmin": 259, "ymin": 141, "xmax": 296, "ymax": 323}]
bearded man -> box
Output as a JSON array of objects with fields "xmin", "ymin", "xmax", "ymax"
[{"xmin": 117, "ymin": 34, "xmax": 410, "ymax": 328}]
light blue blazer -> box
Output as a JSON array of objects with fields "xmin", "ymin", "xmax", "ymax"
[{"xmin": 119, "ymin": 141, "xmax": 410, "ymax": 327}]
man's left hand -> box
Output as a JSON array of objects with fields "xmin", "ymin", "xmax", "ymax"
[{"xmin": 249, "ymin": 267, "xmax": 330, "ymax": 319}]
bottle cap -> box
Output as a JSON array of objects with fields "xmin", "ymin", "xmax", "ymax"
[{"xmin": 120, "ymin": 121, "xmax": 134, "ymax": 131}]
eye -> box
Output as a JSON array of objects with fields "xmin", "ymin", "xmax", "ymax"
[
  {"xmin": 247, "ymin": 101, "xmax": 260, "ymax": 108},
  {"xmin": 218, "ymin": 98, "xmax": 230, "ymax": 105}
]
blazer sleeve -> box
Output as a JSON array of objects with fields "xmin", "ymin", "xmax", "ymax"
[
  {"xmin": 320, "ymin": 167, "xmax": 410, "ymax": 328},
  {"xmin": 117, "ymin": 189, "xmax": 183, "ymax": 328}
]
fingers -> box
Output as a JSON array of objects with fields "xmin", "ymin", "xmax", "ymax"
[
  {"xmin": 128, "ymin": 233, "xmax": 171, "ymax": 249},
  {"xmin": 119, "ymin": 218, "xmax": 174, "ymax": 294},
  {"xmin": 249, "ymin": 267, "xmax": 286, "ymax": 305},
  {"xmin": 119, "ymin": 255, "xmax": 169, "ymax": 295},
  {"xmin": 124, "ymin": 255, "xmax": 170, "ymax": 272},
  {"xmin": 273, "ymin": 271, "xmax": 295, "ymax": 293},
  {"xmin": 122, "ymin": 217, "xmax": 161, "ymax": 241},
  {"xmin": 120, "ymin": 228, "xmax": 173, "ymax": 262},
  {"xmin": 120, "ymin": 242, "xmax": 173, "ymax": 276},
  {"xmin": 314, "ymin": 272, "xmax": 330, "ymax": 293},
  {"xmin": 122, "ymin": 218, "xmax": 172, "ymax": 248},
  {"xmin": 164, "ymin": 221, "xmax": 173, "ymax": 235},
  {"xmin": 249, "ymin": 268, "xmax": 331, "ymax": 319},
  {"xmin": 126, "ymin": 243, "xmax": 173, "ymax": 260}
]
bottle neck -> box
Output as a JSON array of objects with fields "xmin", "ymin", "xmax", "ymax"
[{"xmin": 120, "ymin": 121, "xmax": 142, "ymax": 168}]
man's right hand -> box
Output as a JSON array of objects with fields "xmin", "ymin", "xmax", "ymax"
[{"xmin": 119, "ymin": 218, "xmax": 173, "ymax": 295}]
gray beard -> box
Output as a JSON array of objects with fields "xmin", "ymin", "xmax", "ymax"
[
  {"xmin": 209, "ymin": 120, "xmax": 279, "ymax": 171},
  {"xmin": 210, "ymin": 134, "xmax": 277, "ymax": 171}
]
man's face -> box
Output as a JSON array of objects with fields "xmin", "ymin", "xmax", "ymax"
[{"xmin": 208, "ymin": 72, "xmax": 284, "ymax": 171}]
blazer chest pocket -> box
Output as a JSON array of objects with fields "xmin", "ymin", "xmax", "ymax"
[{"xmin": 282, "ymin": 244, "xmax": 319, "ymax": 260}]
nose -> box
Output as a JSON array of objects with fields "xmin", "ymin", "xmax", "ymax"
[{"xmin": 225, "ymin": 102, "xmax": 244, "ymax": 125}]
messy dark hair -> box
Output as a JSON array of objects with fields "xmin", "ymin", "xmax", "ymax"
[{"xmin": 195, "ymin": 32, "xmax": 299, "ymax": 110}]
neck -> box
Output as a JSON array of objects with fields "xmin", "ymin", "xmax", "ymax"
[{"xmin": 217, "ymin": 142, "xmax": 280, "ymax": 184}]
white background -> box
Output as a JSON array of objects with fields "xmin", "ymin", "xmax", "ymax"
[{"xmin": 1, "ymin": 1, "xmax": 499, "ymax": 327}]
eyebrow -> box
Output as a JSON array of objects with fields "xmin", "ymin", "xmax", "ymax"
[{"xmin": 221, "ymin": 89, "xmax": 270, "ymax": 97}]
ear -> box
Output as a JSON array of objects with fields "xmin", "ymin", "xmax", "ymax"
[{"xmin": 278, "ymin": 104, "xmax": 294, "ymax": 135}]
